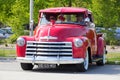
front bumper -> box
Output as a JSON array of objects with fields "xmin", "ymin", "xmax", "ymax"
[{"xmin": 17, "ymin": 56, "xmax": 84, "ymax": 65}]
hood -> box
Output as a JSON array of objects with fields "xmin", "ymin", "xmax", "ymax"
[{"xmin": 35, "ymin": 24, "xmax": 87, "ymax": 41}]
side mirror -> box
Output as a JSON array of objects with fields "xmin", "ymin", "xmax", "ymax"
[
  {"xmin": 90, "ymin": 23, "xmax": 95, "ymax": 28},
  {"xmin": 84, "ymin": 17, "xmax": 90, "ymax": 22},
  {"xmin": 84, "ymin": 17, "xmax": 90, "ymax": 26}
]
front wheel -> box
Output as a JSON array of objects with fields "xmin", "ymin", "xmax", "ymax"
[
  {"xmin": 76, "ymin": 50, "xmax": 89, "ymax": 72},
  {"xmin": 20, "ymin": 63, "xmax": 33, "ymax": 70}
]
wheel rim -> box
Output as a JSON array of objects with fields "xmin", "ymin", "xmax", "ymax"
[
  {"xmin": 84, "ymin": 51, "xmax": 89, "ymax": 70},
  {"xmin": 103, "ymin": 48, "xmax": 106, "ymax": 64}
]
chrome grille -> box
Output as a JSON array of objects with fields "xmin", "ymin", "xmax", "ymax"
[{"xmin": 25, "ymin": 41, "xmax": 72, "ymax": 57}]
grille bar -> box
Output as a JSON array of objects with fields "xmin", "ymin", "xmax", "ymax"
[{"xmin": 25, "ymin": 41, "xmax": 72, "ymax": 57}]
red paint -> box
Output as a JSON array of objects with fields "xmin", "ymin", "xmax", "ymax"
[
  {"xmin": 97, "ymin": 36, "xmax": 105, "ymax": 56},
  {"xmin": 65, "ymin": 37, "xmax": 89, "ymax": 58},
  {"xmin": 40, "ymin": 7, "xmax": 88, "ymax": 13},
  {"xmin": 16, "ymin": 36, "xmax": 35, "ymax": 57},
  {"xmin": 16, "ymin": 44, "xmax": 26, "ymax": 57},
  {"xmin": 34, "ymin": 24, "xmax": 87, "ymax": 42}
]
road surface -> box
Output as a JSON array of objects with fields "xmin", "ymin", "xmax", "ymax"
[{"xmin": 0, "ymin": 60, "xmax": 120, "ymax": 80}]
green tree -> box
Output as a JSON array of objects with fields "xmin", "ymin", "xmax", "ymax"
[
  {"xmin": 0, "ymin": 0, "xmax": 120, "ymax": 44},
  {"xmin": 89, "ymin": 0, "xmax": 120, "ymax": 27},
  {"xmin": 0, "ymin": 0, "xmax": 14, "ymax": 24}
]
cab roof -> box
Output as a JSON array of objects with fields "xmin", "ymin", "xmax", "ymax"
[{"xmin": 39, "ymin": 7, "xmax": 91, "ymax": 14}]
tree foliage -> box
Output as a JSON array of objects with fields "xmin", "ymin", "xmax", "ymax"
[{"xmin": 0, "ymin": 0, "xmax": 120, "ymax": 43}]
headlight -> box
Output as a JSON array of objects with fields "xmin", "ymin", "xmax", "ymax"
[
  {"xmin": 17, "ymin": 37, "xmax": 25, "ymax": 46},
  {"xmin": 74, "ymin": 38, "xmax": 83, "ymax": 47}
]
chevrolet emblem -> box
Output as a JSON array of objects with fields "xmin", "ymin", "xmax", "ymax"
[{"xmin": 40, "ymin": 36, "xmax": 58, "ymax": 41}]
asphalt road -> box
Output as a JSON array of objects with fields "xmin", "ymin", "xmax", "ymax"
[{"xmin": 0, "ymin": 60, "xmax": 120, "ymax": 80}]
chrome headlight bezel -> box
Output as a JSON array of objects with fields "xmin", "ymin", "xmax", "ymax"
[
  {"xmin": 17, "ymin": 37, "xmax": 25, "ymax": 46},
  {"xmin": 74, "ymin": 38, "xmax": 83, "ymax": 47}
]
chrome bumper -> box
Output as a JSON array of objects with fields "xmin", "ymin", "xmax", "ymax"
[{"xmin": 17, "ymin": 56, "xmax": 84, "ymax": 65}]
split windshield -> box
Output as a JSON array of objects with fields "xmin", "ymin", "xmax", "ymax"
[{"xmin": 39, "ymin": 13, "xmax": 85, "ymax": 26}]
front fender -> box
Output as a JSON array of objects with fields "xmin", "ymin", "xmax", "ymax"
[
  {"xmin": 16, "ymin": 36, "xmax": 35, "ymax": 57},
  {"xmin": 66, "ymin": 37, "xmax": 89, "ymax": 58}
]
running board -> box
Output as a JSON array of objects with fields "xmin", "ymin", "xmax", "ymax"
[{"xmin": 92, "ymin": 58, "xmax": 103, "ymax": 62}]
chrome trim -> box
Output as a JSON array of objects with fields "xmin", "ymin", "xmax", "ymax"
[
  {"xmin": 36, "ymin": 45, "xmax": 71, "ymax": 47},
  {"xmin": 47, "ymin": 27, "xmax": 51, "ymax": 41},
  {"xmin": 26, "ymin": 48, "xmax": 36, "ymax": 50},
  {"xmin": 36, "ymin": 49, "xmax": 72, "ymax": 51},
  {"xmin": 36, "ymin": 52, "xmax": 72, "ymax": 55},
  {"xmin": 27, "ymin": 41, "xmax": 72, "ymax": 44},
  {"xmin": 17, "ymin": 57, "xmax": 84, "ymax": 64},
  {"xmin": 40, "ymin": 36, "xmax": 58, "ymax": 40},
  {"xmin": 26, "ymin": 41, "xmax": 72, "ymax": 55},
  {"xmin": 22, "ymin": 41, "xmax": 75, "ymax": 65}
]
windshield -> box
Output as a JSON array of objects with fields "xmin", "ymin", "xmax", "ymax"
[{"xmin": 39, "ymin": 13, "xmax": 85, "ymax": 26}]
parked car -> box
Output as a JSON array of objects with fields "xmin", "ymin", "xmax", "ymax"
[
  {"xmin": 0, "ymin": 29, "xmax": 7, "ymax": 39},
  {"xmin": 96, "ymin": 27, "xmax": 105, "ymax": 33},
  {"xmin": 107, "ymin": 27, "xmax": 120, "ymax": 40},
  {"xmin": 1, "ymin": 27, "xmax": 13, "ymax": 38},
  {"xmin": 115, "ymin": 27, "xmax": 120, "ymax": 40},
  {"xmin": 1, "ymin": 28, "xmax": 13, "ymax": 34}
]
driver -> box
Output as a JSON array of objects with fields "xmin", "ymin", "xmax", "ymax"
[{"xmin": 76, "ymin": 15, "xmax": 84, "ymax": 24}]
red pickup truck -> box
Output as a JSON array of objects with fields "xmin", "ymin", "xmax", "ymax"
[{"xmin": 16, "ymin": 7, "xmax": 107, "ymax": 72}]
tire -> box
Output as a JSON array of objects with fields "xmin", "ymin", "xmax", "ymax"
[
  {"xmin": 20, "ymin": 63, "xmax": 33, "ymax": 70},
  {"xmin": 96, "ymin": 48, "xmax": 106, "ymax": 66},
  {"xmin": 76, "ymin": 50, "xmax": 89, "ymax": 72}
]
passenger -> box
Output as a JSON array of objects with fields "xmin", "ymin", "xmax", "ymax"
[
  {"xmin": 58, "ymin": 15, "xmax": 65, "ymax": 22},
  {"xmin": 76, "ymin": 15, "xmax": 84, "ymax": 24},
  {"xmin": 50, "ymin": 16, "xmax": 56, "ymax": 25}
]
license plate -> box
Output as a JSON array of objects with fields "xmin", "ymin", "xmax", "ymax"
[{"xmin": 38, "ymin": 64, "xmax": 56, "ymax": 68}]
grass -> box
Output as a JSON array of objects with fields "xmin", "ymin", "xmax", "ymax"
[
  {"xmin": 0, "ymin": 49, "xmax": 16, "ymax": 57},
  {"xmin": 106, "ymin": 52, "xmax": 120, "ymax": 65},
  {"xmin": 106, "ymin": 53, "xmax": 120, "ymax": 61}
]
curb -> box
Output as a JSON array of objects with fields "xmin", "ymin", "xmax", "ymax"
[
  {"xmin": 0, "ymin": 57, "xmax": 16, "ymax": 62},
  {"xmin": 114, "ymin": 61, "xmax": 120, "ymax": 64},
  {"xmin": 106, "ymin": 60, "xmax": 120, "ymax": 65}
]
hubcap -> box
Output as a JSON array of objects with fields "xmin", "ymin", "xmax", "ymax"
[
  {"xmin": 103, "ymin": 48, "xmax": 106, "ymax": 64},
  {"xmin": 84, "ymin": 51, "xmax": 89, "ymax": 70}
]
